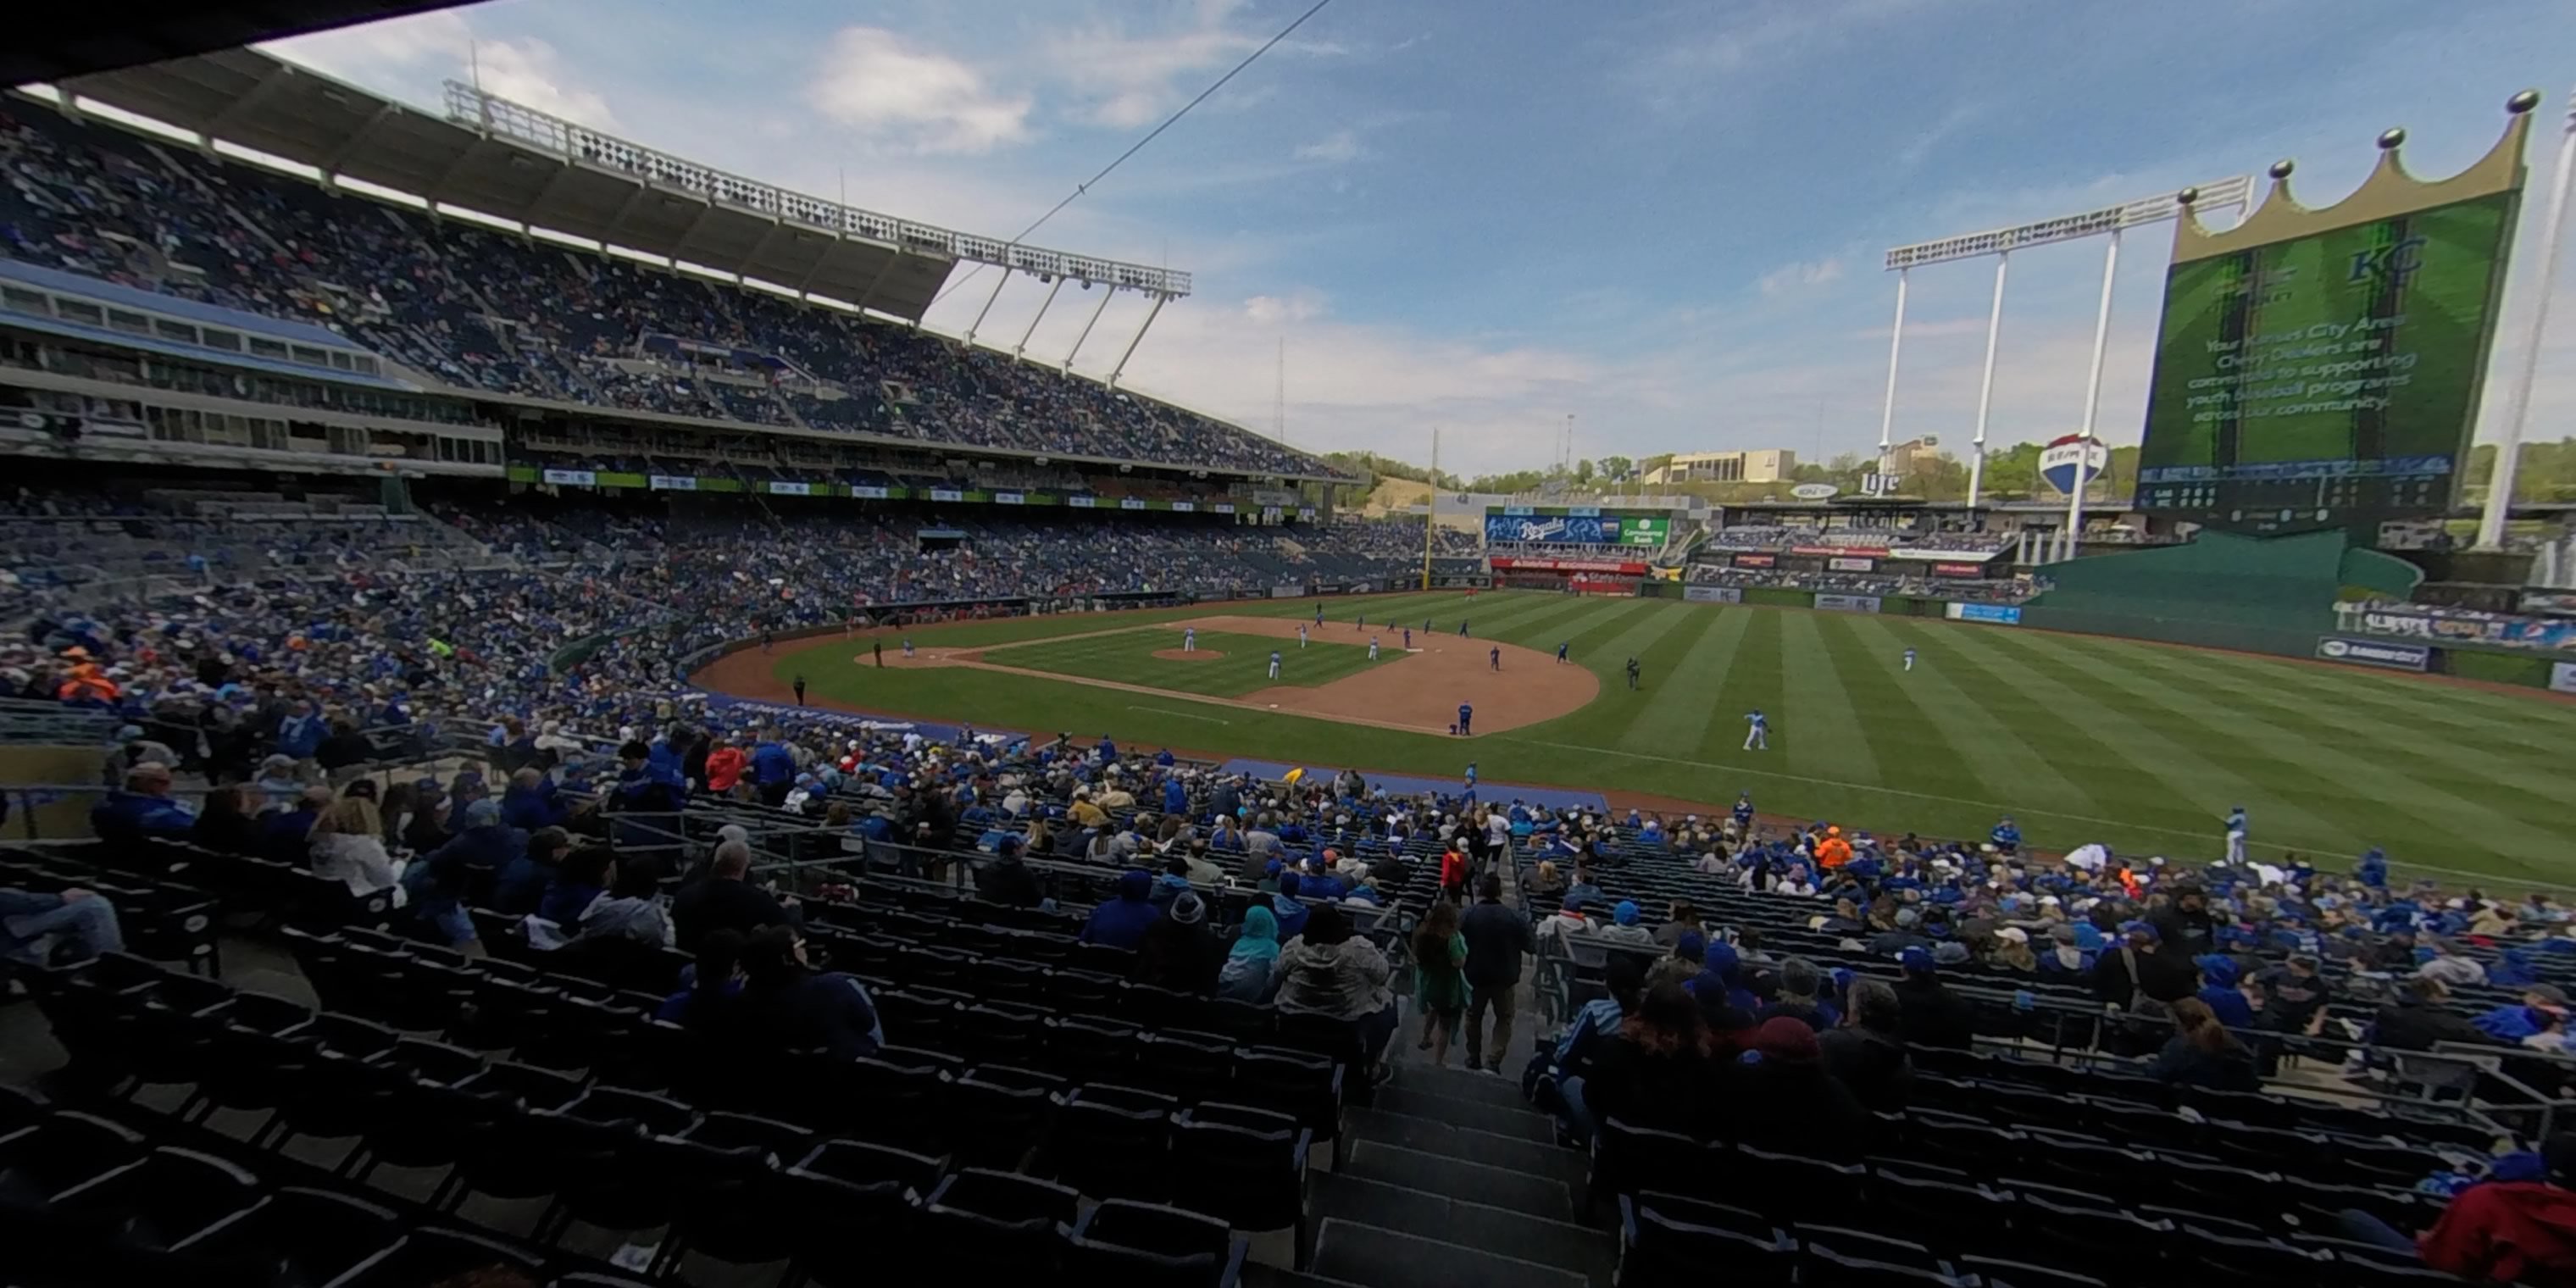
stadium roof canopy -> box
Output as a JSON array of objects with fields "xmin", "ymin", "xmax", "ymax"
[
  {"xmin": 53, "ymin": 48, "xmax": 1189, "ymax": 324},
  {"xmin": 2, "ymin": 0, "xmax": 462, "ymax": 86}
]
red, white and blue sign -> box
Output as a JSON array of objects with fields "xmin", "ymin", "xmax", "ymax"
[{"xmin": 2039, "ymin": 435, "xmax": 2108, "ymax": 495}]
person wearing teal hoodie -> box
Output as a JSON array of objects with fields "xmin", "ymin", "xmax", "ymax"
[{"xmin": 1217, "ymin": 905, "xmax": 1282, "ymax": 1002}]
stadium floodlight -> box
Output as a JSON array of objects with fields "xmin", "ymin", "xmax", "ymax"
[
  {"xmin": 1879, "ymin": 177, "xmax": 2254, "ymax": 552},
  {"xmin": 2479, "ymin": 86, "xmax": 2574, "ymax": 551}
]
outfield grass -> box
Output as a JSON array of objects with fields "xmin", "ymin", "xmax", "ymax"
[
  {"xmin": 990, "ymin": 627, "xmax": 1391, "ymax": 697},
  {"xmin": 767, "ymin": 591, "xmax": 2576, "ymax": 885}
]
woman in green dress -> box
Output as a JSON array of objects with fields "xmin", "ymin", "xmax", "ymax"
[{"xmin": 1413, "ymin": 899, "xmax": 1471, "ymax": 1068}]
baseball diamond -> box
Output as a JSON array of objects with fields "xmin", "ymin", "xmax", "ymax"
[{"xmin": 694, "ymin": 588, "xmax": 2576, "ymax": 885}]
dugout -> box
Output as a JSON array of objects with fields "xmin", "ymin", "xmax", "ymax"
[{"xmin": 2019, "ymin": 530, "xmax": 2420, "ymax": 657}]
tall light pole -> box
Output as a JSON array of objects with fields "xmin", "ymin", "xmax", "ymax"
[
  {"xmin": 1967, "ymin": 253, "xmax": 2008, "ymax": 512},
  {"xmin": 2064, "ymin": 230, "xmax": 2121, "ymax": 562},
  {"xmin": 2479, "ymin": 87, "xmax": 2573, "ymax": 550}
]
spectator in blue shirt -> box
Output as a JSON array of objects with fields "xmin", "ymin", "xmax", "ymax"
[
  {"xmin": 1080, "ymin": 869, "xmax": 1161, "ymax": 951},
  {"xmin": 749, "ymin": 729, "xmax": 797, "ymax": 806},
  {"xmin": 1990, "ymin": 816, "xmax": 2021, "ymax": 854},
  {"xmin": 89, "ymin": 763, "xmax": 197, "ymax": 845}
]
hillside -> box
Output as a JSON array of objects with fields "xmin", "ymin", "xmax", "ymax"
[{"xmin": 1363, "ymin": 476, "xmax": 1434, "ymax": 515}]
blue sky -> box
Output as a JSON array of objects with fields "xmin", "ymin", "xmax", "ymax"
[{"xmin": 267, "ymin": 0, "xmax": 2576, "ymax": 475}]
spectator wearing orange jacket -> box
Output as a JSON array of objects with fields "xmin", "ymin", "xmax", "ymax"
[{"xmin": 1816, "ymin": 826, "xmax": 1853, "ymax": 869}]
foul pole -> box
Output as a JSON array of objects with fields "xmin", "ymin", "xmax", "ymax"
[{"xmin": 1421, "ymin": 426, "xmax": 1441, "ymax": 591}]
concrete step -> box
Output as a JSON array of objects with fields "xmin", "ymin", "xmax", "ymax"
[
  {"xmin": 1339, "ymin": 1141, "xmax": 1574, "ymax": 1224},
  {"xmin": 1312, "ymin": 1170, "xmax": 1613, "ymax": 1284},
  {"xmin": 1244, "ymin": 1264, "xmax": 1370, "ymax": 1288},
  {"xmin": 1371, "ymin": 1085, "xmax": 1554, "ymax": 1141},
  {"xmin": 1346, "ymin": 1108, "xmax": 1588, "ymax": 1189},
  {"xmin": 1310, "ymin": 1218, "xmax": 1593, "ymax": 1288},
  {"xmin": 1392, "ymin": 1061, "xmax": 1536, "ymax": 1109}
]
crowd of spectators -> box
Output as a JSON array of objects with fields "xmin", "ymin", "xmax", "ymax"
[
  {"xmin": 1685, "ymin": 563, "xmax": 2043, "ymax": 604},
  {"xmin": 1702, "ymin": 526, "xmax": 2014, "ymax": 553},
  {"xmin": 1, "ymin": 103, "xmax": 1341, "ymax": 478}
]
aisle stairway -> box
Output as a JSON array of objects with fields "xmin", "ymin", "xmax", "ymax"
[
  {"xmin": 1252, "ymin": 837, "xmax": 1610, "ymax": 1288},
  {"xmin": 1252, "ymin": 1061, "xmax": 1610, "ymax": 1288}
]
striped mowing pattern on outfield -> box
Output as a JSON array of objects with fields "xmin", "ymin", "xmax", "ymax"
[{"xmin": 773, "ymin": 591, "xmax": 2576, "ymax": 884}]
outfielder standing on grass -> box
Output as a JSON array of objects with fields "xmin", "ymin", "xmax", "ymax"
[
  {"xmin": 1269, "ymin": 650, "xmax": 1282, "ymax": 680},
  {"xmin": 1298, "ymin": 624, "xmax": 1308, "ymax": 648},
  {"xmin": 1625, "ymin": 657, "xmax": 1641, "ymax": 690},
  {"xmin": 1557, "ymin": 641, "xmax": 1569, "ymax": 664},
  {"xmin": 1744, "ymin": 708, "xmax": 1768, "ymax": 751}
]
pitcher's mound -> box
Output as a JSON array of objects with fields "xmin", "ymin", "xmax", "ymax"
[{"xmin": 1152, "ymin": 648, "xmax": 1224, "ymax": 662}]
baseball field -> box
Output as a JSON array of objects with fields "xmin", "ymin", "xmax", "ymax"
[{"xmin": 698, "ymin": 590, "xmax": 2576, "ymax": 886}]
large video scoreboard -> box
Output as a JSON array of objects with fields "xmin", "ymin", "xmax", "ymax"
[{"xmin": 2134, "ymin": 119, "xmax": 2529, "ymax": 534}]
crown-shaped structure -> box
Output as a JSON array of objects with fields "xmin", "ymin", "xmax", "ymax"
[{"xmin": 2170, "ymin": 90, "xmax": 2543, "ymax": 264}]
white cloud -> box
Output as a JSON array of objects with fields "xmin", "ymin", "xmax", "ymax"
[
  {"xmin": 807, "ymin": 28, "xmax": 1033, "ymax": 155},
  {"xmin": 1896, "ymin": 103, "xmax": 1982, "ymax": 168},
  {"xmin": 1243, "ymin": 290, "xmax": 1330, "ymax": 324},
  {"xmin": 1292, "ymin": 130, "xmax": 1364, "ymax": 164},
  {"xmin": 264, "ymin": 11, "xmax": 619, "ymax": 129},
  {"xmin": 1038, "ymin": 0, "xmax": 1346, "ymax": 129},
  {"xmin": 1758, "ymin": 258, "xmax": 1846, "ymax": 297}
]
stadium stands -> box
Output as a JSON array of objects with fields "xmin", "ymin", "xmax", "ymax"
[
  {"xmin": 7, "ymin": 80, "xmax": 2571, "ymax": 1286},
  {"xmin": 1683, "ymin": 563, "xmax": 2043, "ymax": 603},
  {"xmin": 1701, "ymin": 528, "xmax": 2013, "ymax": 554},
  {"xmin": 0, "ymin": 103, "xmax": 1339, "ymax": 479},
  {"xmin": 13, "ymin": 713, "xmax": 2569, "ymax": 1286}
]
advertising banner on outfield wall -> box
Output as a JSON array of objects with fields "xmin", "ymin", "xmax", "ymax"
[
  {"xmin": 1794, "ymin": 545, "xmax": 1890, "ymax": 558},
  {"xmin": 2316, "ymin": 636, "xmax": 2430, "ymax": 671},
  {"xmin": 650, "ymin": 475, "xmax": 697, "ymax": 491},
  {"xmin": 2552, "ymin": 662, "xmax": 2576, "ymax": 694},
  {"xmin": 1684, "ymin": 585, "xmax": 1744, "ymax": 603},
  {"xmin": 541, "ymin": 469, "xmax": 597, "ymax": 486},
  {"xmin": 1269, "ymin": 585, "xmax": 1305, "ymax": 599},
  {"xmin": 768, "ymin": 481, "xmax": 814, "ymax": 496},
  {"xmin": 2346, "ymin": 604, "xmax": 2576, "ymax": 652},
  {"xmin": 1487, "ymin": 557, "xmax": 1651, "ymax": 575},
  {"xmin": 1814, "ymin": 594, "xmax": 1883, "ymax": 613},
  {"xmin": 1733, "ymin": 554, "xmax": 1776, "ymax": 569},
  {"xmin": 851, "ymin": 486, "xmax": 890, "ymax": 499},
  {"xmin": 1946, "ymin": 602, "xmax": 2023, "ymax": 625},
  {"xmin": 1933, "ymin": 563, "xmax": 1988, "ymax": 578},
  {"xmin": 1828, "ymin": 556, "xmax": 1876, "ymax": 573}
]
